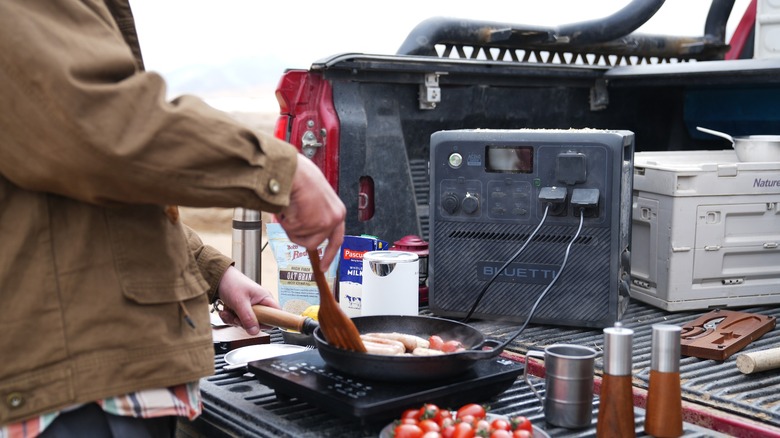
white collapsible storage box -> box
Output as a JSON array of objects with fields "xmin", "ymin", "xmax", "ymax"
[{"xmin": 630, "ymin": 150, "xmax": 780, "ymax": 311}]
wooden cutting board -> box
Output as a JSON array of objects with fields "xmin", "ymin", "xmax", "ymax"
[
  {"xmin": 212, "ymin": 311, "xmax": 271, "ymax": 353},
  {"xmin": 680, "ymin": 309, "xmax": 776, "ymax": 361}
]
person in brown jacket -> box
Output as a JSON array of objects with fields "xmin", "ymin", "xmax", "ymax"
[{"xmin": 0, "ymin": 1, "xmax": 345, "ymax": 436}]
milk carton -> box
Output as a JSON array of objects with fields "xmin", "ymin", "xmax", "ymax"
[{"xmin": 337, "ymin": 235, "xmax": 388, "ymax": 317}]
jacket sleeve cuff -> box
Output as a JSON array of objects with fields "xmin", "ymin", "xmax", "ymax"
[{"xmin": 197, "ymin": 245, "xmax": 235, "ymax": 303}]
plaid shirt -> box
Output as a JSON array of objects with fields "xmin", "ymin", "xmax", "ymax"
[{"xmin": 0, "ymin": 383, "xmax": 202, "ymax": 438}]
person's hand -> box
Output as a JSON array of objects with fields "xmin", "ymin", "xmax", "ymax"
[
  {"xmin": 277, "ymin": 153, "xmax": 346, "ymax": 267},
  {"xmin": 216, "ymin": 266, "xmax": 280, "ymax": 335}
]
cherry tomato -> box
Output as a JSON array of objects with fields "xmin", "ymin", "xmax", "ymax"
[
  {"xmin": 394, "ymin": 423, "xmax": 424, "ymax": 438},
  {"xmin": 458, "ymin": 414, "xmax": 476, "ymax": 425},
  {"xmin": 456, "ymin": 403, "xmax": 487, "ymax": 421},
  {"xmin": 422, "ymin": 432, "xmax": 440, "ymax": 438},
  {"xmin": 490, "ymin": 430, "xmax": 512, "ymax": 438},
  {"xmin": 429, "ymin": 335, "xmax": 444, "ymax": 350},
  {"xmin": 509, "ymin": 415, "xmax": 532, "ymax": 433},
  {"xmin": 433, "ymin": 408, "xmax": 453, "ymax": 426},
  {"xmin": 418, "ymin": 419, "xmax": 441, "ymax": 433},
  {"xmin": 439, "ymin": 416, "xmax": 455, "ymax": 429},
  {"xmin": 490, "ymin": 418, "xmax": 511, "ymax": 431},
  {"xmin": 402, "ymin": 408, "xmax": 421, "ymax": 422},
  {"xmin": 441, "ymin": 425, "xmax": 456, "ymax": 438},
  {"xmin": 452, "ymin": 421, "xmax": 475, "ymax": 438},
  {"xmin": 441, "ymin": 340, "xmax": 466, "ymax": 353},
  {"xmin": 512, "ymin": 430, "xmax": 532, "ymax": 438},
  {"xmin": 474, "ymin": 419, "xmax": 491, "ymax": 434},
  {"xmin": 419, "ymin": 403, "xmax": 440, "ymax": 421}
]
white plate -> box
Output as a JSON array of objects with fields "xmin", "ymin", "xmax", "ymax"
[
  {"xmin": 223, "ymin": 344, "xmax": 308, "ymax": 370},
  {"xmin": 379, "ymin": 413, "xmax": 549, "ymax": 437}
]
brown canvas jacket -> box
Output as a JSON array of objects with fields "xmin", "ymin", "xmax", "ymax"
[{"xmin": 0, "ymin": 0, "xmax": 297, "ymax": 424}]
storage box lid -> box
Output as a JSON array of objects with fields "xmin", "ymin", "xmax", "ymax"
[{"xmin": 634, "ymin": 150, "xmax": 780, "ymax": 197}]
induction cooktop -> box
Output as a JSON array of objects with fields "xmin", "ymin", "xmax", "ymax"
[{"xmin": 248, "ymin": 349, "xmax": 524, "ymax": 423}]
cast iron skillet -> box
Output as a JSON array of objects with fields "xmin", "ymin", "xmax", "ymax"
[{"xmin": 313, "ymin": 315, "xmax": 506, "ymax": 382}]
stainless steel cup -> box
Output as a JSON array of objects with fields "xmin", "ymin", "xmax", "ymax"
[{"xmin": 524, "ymin": 344, "xmax": 597, "ymax": 428}]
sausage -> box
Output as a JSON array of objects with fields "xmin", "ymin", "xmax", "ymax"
[
  {"xmin": 363, "ymin": 332, "xmax": 430, "ymax": 351},
  {"xmin": 360, "ymin": 335, "xmax": 406, "ymax": 355},
  {"xmin": 412, "ymin": 347, "xmax": 446, "ymax": 356}
]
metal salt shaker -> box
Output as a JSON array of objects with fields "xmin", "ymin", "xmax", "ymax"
[
  {"xmin": 645, "ymin": 323, "xmax": 683, "ymax": 437},
  {"xmin": 597, "ymin": 322, "xmax": 636, "ymax": 437}
]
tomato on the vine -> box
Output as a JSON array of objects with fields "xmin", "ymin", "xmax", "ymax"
[
  {"xmin": 439, "ymin": 416, "xmax": 455, "ymax": 429},
  {"xmin": 391, "ymin": 403, "xmax": 534, "ymax": 438},
  {"xmin": 458, "ymin": 414, "xmax": 476, "ymax": 426},
  {"xmin": 418, "ymin": 403, "xmax": 440, "ymax": 420},
  {"xmin": 456, "ymin": 403, "xmax": 487, "ymax": 421},
  {"xmin": 474, "ymin": 419, "xmax": 491, "ymax": 435},
  {"xmin": 452, "ymin": 421, "xmax": 476, "ymax": 438},
  {"xmin": 401, "ymin": 408, "xmax": 420, "ymax": 421},
  {"xmin": 393, "ymin": 423, "xmax": 424, "ymax": 438},
  {"xmin": 509, "ymin": 415, "xmax": 532, "ymax": 433},
  {"xmin": 418, "ymin": 419, "xmax": 441, "ymax": 433},
  {"xmin": 433, "ymin": 408, "xmax": 453, "ymax": 425},
  {"xmin": 490, "ymin": 417, "xmax": 511, "ymax": 431}
]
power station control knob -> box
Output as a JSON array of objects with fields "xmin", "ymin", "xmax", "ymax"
[
  {"xmin": 462, "ymin": 193, "xmax": 480, "ymax": 214},
  {"xmin": 441, "ymin": 192, "xmax": 460, "ymax": 214}
]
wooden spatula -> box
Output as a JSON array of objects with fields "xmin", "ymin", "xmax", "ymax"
[{"xmin": 307, "ymin": 248, "xmax": 366, "ymax": 352}]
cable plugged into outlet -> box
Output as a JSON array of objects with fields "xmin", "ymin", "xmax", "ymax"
[
  {"xmin": 571, "ymin": 188, "xmax": 599, "ymax": 217},
  {"xmin": 539, "ymin": 186, "xmax": 567, "ymax": 216}
]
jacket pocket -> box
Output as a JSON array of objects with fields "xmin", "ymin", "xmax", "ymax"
[{"xmin": 105, "ymin": 205, "xmax": 209, "ymax": 304}]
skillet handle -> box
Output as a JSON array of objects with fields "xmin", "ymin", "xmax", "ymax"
[
  {"xmin": 481, "ymin": 339, "xmax": 504, "ymax": 350},
  {"xmin": 252, "ymin": 305, "xmax": 309, "ymax": 333},
  {"xmin": 458, "ymin": 339, "xmax": 506, "ymax": 360}
]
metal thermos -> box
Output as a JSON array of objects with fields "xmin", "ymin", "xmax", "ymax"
[
  {"xmin": 597, "ymin": 322, "xmax": 636, "ymax": 438},
  {"xmin": 232, "ymin": 208, "xmax": 262, "ymax": 282},
  {"xmin": 645, "ymin": 323, "xmax": 683, "ymax": 437}
]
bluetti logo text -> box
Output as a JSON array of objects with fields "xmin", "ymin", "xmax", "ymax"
[
  {"xmin": 477, "ymin": 262, "xmax": 560, "ymax": 285},
  {"xmin": 753, "ymin": 178, "xmax": 780, "ymax": 188}
]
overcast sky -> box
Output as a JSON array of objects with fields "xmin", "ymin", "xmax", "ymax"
[{"xmin": 129, "ymin": 0, "xmax": 751, "ymax": 112}]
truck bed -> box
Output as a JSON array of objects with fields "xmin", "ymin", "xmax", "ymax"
[
  {"xmin": 183, "ymin": 301, "xmax": 780, "ymax": 437},
  {"xmin": 234, "ymin": 9, "xmax": 780, "ymax": 434}
]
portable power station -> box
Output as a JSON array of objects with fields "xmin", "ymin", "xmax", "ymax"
[{"xmin": 428, "ymin": 129, "xmax": 634, "ymax": 328}]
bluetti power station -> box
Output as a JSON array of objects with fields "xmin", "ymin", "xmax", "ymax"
[{"xmin": 428, "ymin": 129, "xmax": 634, "ymax": 328}]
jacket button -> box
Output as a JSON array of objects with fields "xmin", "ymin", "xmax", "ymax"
[
  {"xmin": 7, "ymin": 392, "xmax": 24, "ymax": 409},
  {"xmin": 268, "ymin": 178, "xmax": 281, "ymax": 194}
]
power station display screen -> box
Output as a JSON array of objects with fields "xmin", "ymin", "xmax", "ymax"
[{"xmin": 485, "ymin": 145, "xmax": 534, "ymax": 173}]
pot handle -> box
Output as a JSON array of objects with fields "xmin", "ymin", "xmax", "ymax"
[
  {"xmin": 523, "ymin": 350, "xmax": 545, "ymax": 411},
  {"xmin": 696, "ymin": 126, "xmax": 735, "ymax": 146}
]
